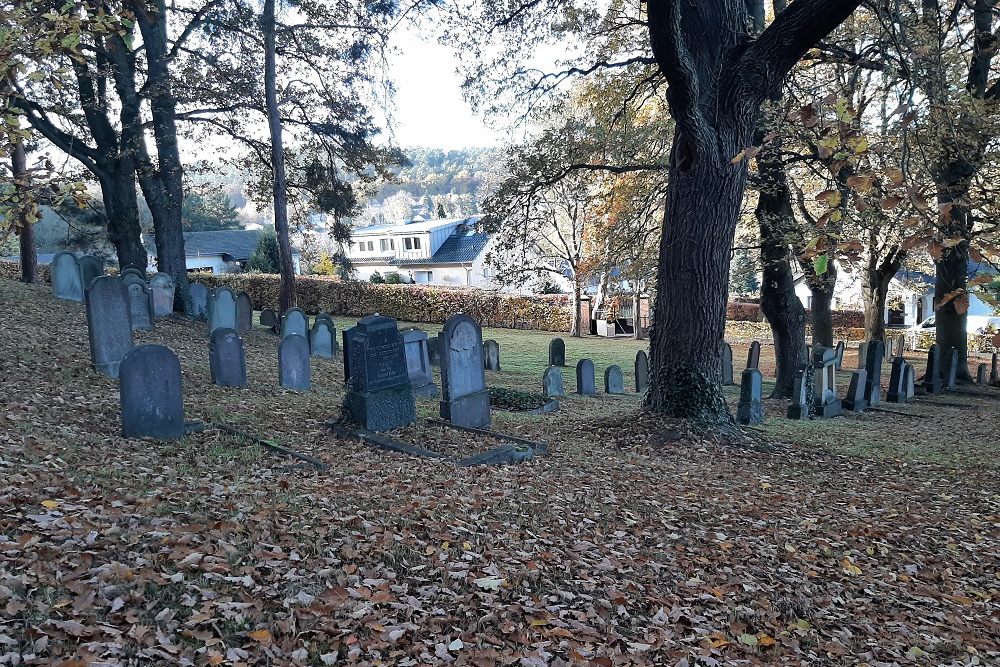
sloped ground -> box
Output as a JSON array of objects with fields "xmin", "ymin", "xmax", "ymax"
[{"xmin": 1, "ymin": 279, "xmax": 997, "ymax": 666}]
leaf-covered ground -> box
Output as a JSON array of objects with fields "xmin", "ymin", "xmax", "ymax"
[{"xmin": 1, "ymin": 279, "xmax": 998, "ymax": 666}]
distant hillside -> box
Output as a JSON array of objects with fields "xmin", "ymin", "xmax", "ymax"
[{"xmin": 376, "ymin": 147, "xmax": 499, "ymax": 202}]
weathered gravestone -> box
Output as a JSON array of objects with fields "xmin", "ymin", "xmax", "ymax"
[
  {"xmin": 260, "ymin": 308, "xmax": 278, "ymax": 331},
  {"xmin": 576, "ymin": 359, "xmax": 596, "ymax": 396},
  {"xmin": 736, "ymin": 368, "xmax": 764, "ymax": 425},
  {"xmin": 543, "ymin": 366, "xmax": 564, "ymax": 398},
  {"xmin": 923, "ymin": 344, "xmax": 943, "ymax": 394},
  {"xmin": 992, "ymin": 352, "xmax": 999, "ymax": 384},
  {"xmin": 149, "ymin": 273, "xmax": 175, "ymax": 317},
  {"xmin": 944, "ymin": 348, "xmax": 958, "ymax": 390},
  {"xmin": 857, "ymin": 341, "xmax": 869, "ymax": 370},
  {"xmin": 209, "ymin": 287, "xmax": 238, "ymax": 334},
  {"xmin": 278, "ymin": 334, "xmax": 311, "ymax": 391},
  {"xmin": 51, "ymin": 252, "xmax": 84, "ymax": 302},
  {"xmin": 604, "ymin": 365, "xmax": 624, "ymax": 394},
  {"xmin": 548, "ymin": 337, "xmax": 566, "ymax": 367},
  {"xmin": 834, "ymin": 340, "xmax": 845, "ymax": 370},
  {"xmin": 314, "ymin": 313, "xmax": 335, "ymax": 333},
  {"xmin": 119, "ymin": 345, "xmax": 184, "ymax": 440},
  {"xmin": 483, "ymin": 339, "xmax": 500, "ymax": 371},
  {"xmin": 842, "ymin": 369, "xmax": 868, "ymax": 412},
  {"xmin": 746, "ymin": 341, "xmax": 761, "ymax": 370},
  {"xmin": 864, "ymin": 340, "xmax": 884, "ymax": 405},
  {"xmin": 885, "ymin": 357, "xmax": 907, "ymax": 403},
  {"xmin": 439, "ymin": 315, "xmax": 489, "ymax": 427},
  {"xmin": 85, "ymin": 276, "xmax": 133, "ymax": 378},
  {"xmin": 120, "ymin": 271, "xmax": 147, "ymax": 289},
  {"xmin": 77, "ymin": 255, "xmax": 104, "ymax": 291},
  {"xmin": 310, "ymin": 319, "xmax": 337, "ymax": 358},
  {"xmin": 903, "ymin": 363, "xmax": 916, "ymax": 399},
  {"xmin": 428, "ymin": 334, "xmax": 441, "ymax": 366},
  {"xmin": 635, "ymin": 350, "xmax": 649, "ymax": 393},
  {"xmin": 127, "ymin": 282, "xmax": 155, "ymax": 331},
  {"xmin": 787, "ymin": 364, "xmax": 813, "ymax": 420},
  {"xmin": 236, "ymin": 291, "xmax": 253, "ymax": 332},
  {"xmin": 720, "ymin": 342, "xmax": 735, "ymax": 386},
  {"xmin": 188, "ymin": 283, "xmax": 209, "ymax": 320},
  {"xmin": 812, "ymin": 345, "xmax": 842, "ymax": 417},
  {"xmin": 402, "ymin": 328, "xmax": 438, "ymax": 398},
  {"xmin": 209, "ymin": 328, "xmax": 247, "ymax": 388},
  {"xmin": 120, "ymin": 268, "xmax": 146, "ymax": 281},
  {"xmin": 977, "ymin": 363, "xmax": 988, "ymax": 385},
  {"xmin": 281, "ymin": 307, "xmax": 309, "ymax": 339},
  {"xmin": 344, "ymin": 315, "xmax": 417, "ymax": 431},
  {"xmin": 895, "ymin": 334, "xmax": 906, "ymax": 358}
]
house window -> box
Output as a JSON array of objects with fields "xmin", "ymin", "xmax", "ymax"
[
  {"xmin": 380, "ymin": 239, "xmax": 394, "ymax": 252},
  {"xmin": 415, "ymin": 270, "xmax": 433, "ymax": 284},
  {"xmin": 404, "ymin": 237, "xmax": 422, "ymax": 251},
  {"xmin": 366, "ymin": 241, "xmax": 375, "ymax": 251}
]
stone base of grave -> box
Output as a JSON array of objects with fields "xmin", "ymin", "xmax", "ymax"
[
  {"xmin": 736, "ymin": 400, "xmax": 763, "ymax": 426},
  {"xmin": 885, "ymin": 391, "xmax": 906, "ymax": 403},
  {"xmin": 843, "ymin": 397, "xmax": 868, "ymax": 412},
  {"xmin": 813, "ymin": 400, "xmax": 843, "ymax": 418},
  {"xmin": 786, "ymin": 404, "xmax": 810, "ymax": 420},
  {"xmin": 346, "ymin": 385, "xmax": 417, "ymax": 433},
  {"xmin": 93, "ymin": 360, "xmax": 123, "ymax": 379},
  {"xmin": 412, "ymin": 382, "xmax": 439, "ymax": 398},
  {"xmin": 440, "ymin": 389, "xmax": 491, "ymax": 429}
]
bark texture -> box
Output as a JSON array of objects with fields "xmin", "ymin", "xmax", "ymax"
[{"xmin": 13, "ymin": 139, "xmax": 36, "ymax": 284}]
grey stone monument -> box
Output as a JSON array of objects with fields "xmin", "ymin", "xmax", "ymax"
[
  {"xmin": 977, "ymin": 363, "xmax": 988, "ymax": 385},
  {"xmin": 85, "ymin": 276, "xmax": 133, "ymax": 378},
  {"xmin": 188, "ymin": 283, "xmax": 209, "ymax": 320},
  {"xmin": 885, "ymin": 357, "xmax": 907, "ymax": 403},
  {"xmin": 548, "ymin": 337, "xmax": 566, "ymax": 367},
  {"xmin": 119, "ymin": 345, "xmax": 184, "ymax": 440},
  {"xmin": 604, "ymin": 365, "xmax": 624, "ymax": 394},
  {"xmin": 209, "ymin": 328, "xmax": 247, "ymax": 388},
  {"xmin": 721, "ymin": 342, "xmax": 735, "ymax": 386},
  {"xmin": 923, "ymin": 344, "xmax": 943, "ymax": 394},
  {"xmin": 842, "ymin": 369, "xmax": 868, "ymax": 412},
  {"xmin": 483, "ymin": 339, "xmax": 500, "ymax": 371},
  {"xmin": 149, "ymin": 272, "xmax": 175, "ymax": 317},
  {"xmin": 402, "ymin": 328, "xmax": 438, "ymax": 398},
  {"xmin": 310, "ymin": 319, "xmax": 337, "ymax": 358},
  {"xmin": 127, "ymin": 282, "xmax": 155, "ymax": 332},
  {"xmin": 944, "ymin": 348, "xmax": 958, "ymax": 390},
  {"xmin": 834, "ymin": 340, "xmax": 845, "ymax": 370},
  {"xmin": 278, "ymin": 334, "xmax": 311, "ymax": 391},
  {"xmin": 281, "ymin": 307, "xmax": 309, "ymax": 339},
  {"xmin": 812, "ymin": 345, "xmax": 842, "ymax": 417},
  {"xmin": 236, "ymin": 291, "xmax": 253, "ymax": 332},
  {"xmin": 439, "ymin": 314, "xmax": 490, "ymax": 427},
  {"xmin": 635, "ymin": 350, "xmax": 649, "ymax": 393},
  {"xmin": 260, "ymin": 309, "xmax": 279, "ymax": 332},
  {"xmin": 120, "ymin": 268, "xmax": 146, "ymax": 281},
  {"xmin": 736, "ymin": 368, "xmax": 764, "ymax": 425},
  {"xmin": 903, "ymin": 363, "xmax": 916, "ymax": 399},
  {"xmin": 746, "ymin": 341, "xmax": 761, "ymax": 370},
  {"xmin": 543, "ymin": 366, "xmax": 564, "ymax": 398},
  {"xmin": 120, "ymin": 271, "xmax": 147, "ymax": 289},
  {"xmin": 51, "ymin": 252, "xmax": 83, "ymax": 302},
  {"xmin": 576, "ymin": 358, "xmax": 596, "ymax": 396},
  {"xmin": 992, "ymin": 352, "xmax": 998, "ymax": 384},
  {"xmin": 209, "ymin": 287, "xmax": 238, "ymax": 334},
  {"xmin": 345, "ymin": 315, "xmax": 417, "ymax": 432},
  {"xmin": 896, "ymin": 334, "xmax": 906, "ymax": 358},
  {"xmin": 428, "ymin": 334, "xmax": 441, "ymax": 366},
  {"xmin": 77, "ymin": 254, "xmax": 104, "ymax": 290},
  {"xmin": 864, "ymin": 340, "xmax": 884, "ymax": 405},
  {"xmin": 787, "ymin": 364, "xmax": 812, "ymax": 420}
]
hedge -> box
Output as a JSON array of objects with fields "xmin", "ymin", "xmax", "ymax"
[{"xmin": 726, "ymin": 301, "xmax": 865, "ymax": 328}]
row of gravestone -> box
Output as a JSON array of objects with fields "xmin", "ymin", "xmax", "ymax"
[{"xmin": 539, "ymin": 361, "xmax": 628, "ymax": 397}]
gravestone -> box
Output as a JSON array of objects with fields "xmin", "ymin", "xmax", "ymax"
[
  {"xmin": 402, "ymin": 327, "xmax": 438, "ymax": 398},
  {"xmin": 119, "ymin": 345, "xmax": 184, "ymax": 440},
  {"xmin": 548, "ymin": 337, "xmax": 566, "ymax": 367},
  {"xmin": 127, "ymin": 282, "xmax": 155, "ymax": 331},
  {"xmin": 923, "ymin": 344, "xmax": 943, "ymax": 394},
  {"xmin": 720, "ymin": 342, "xmax": 735, "ymax": 386},
  {"xmin": 903, "ymin": 363, "xmax": 916, "ymax": 399},
  {"xmin": 344, "ymin": 315, "xmax": 417, "ymax": 431},
  {"xmin": 787, "ymin": 364, "xmax": 812, "ymax": 420},
  {"xmin": 885, "ymin": 357, "xmax": 907, "ymax": 403},
  {"xmin": 543, "ymin": 366, "xmax": 564, "ymax": 398},
  {"xmin": 746, "ymin": 341, "xmax": 761, "ymax": 370},
  {"xmin": 209, "ymin": 287, "xmax": 238, "ymax": 334},
  {"xmin": 236, "ymin": 291, "xmax": 253, "ymax": 332},
  {"xmin": 944, "ymin": 348, "xmax": 958, "ymax": 390},
  {"xmin": 864, "ymin": 340, "xmax": 884, "ymax": 406},
  {"xmin": 120, "ymin": 272, "xmax": 147, "ymax": 289},
  {"xmin": 576, "ymin": 359, "xmax": 596, "ymax": 396},
  {"xmin": 812, "ymin": 345, "xmax": 842, "ymax": 417},
  {"xmin": 604, "ymin": 365, "xmax": 625, "ymax": 394},
  {"xmin": 260, "ymin": 308, "xmax": 278, "ymax": 330},
  {"xmin": 51, "ymin": 252, "xmax": 83, "ymax": 302},
  {"xmin": 428, "ymin": 334, "xmax": 441, "ymax": 366},
  {"xmin": 842, "ymin": 369, "xmax": 868, "ymax": 412},
  {"xmin": 281, "ymin": 307, "xmax": 309, "ymax": 339},
  {"xmin": 483, "ymin": 339, "xmax": 500, "ymax": 371},
  {"xmin": 77, "ymin": 254, "xmax": 104, "ymax": 290},
  {"xmin": 120, "ymin": 268, "xmax": 145, "ymax": 281},
  {"xmin": 977, "ymin": 363, "xmax": 988, "ymax": 385},
  {"xmin": 857, "ymin": 341, "xmax": 869, "ymax": 370},
  {"xmin": 149, "ymin": 273, "xmax": 175, "ymax": 316},
  {"xmin": 440, "ymin": 315, "xmax": 489, "ymax": 427},
  {"xmin": 209, "ymin": 328, "xmax": 247, "ymax": 388},
  {"xmin": 736, "ymin": 368, "xmax": 764, "ymax": 425},
  {"xmin": 278, "ymin": 334, "xmax": 311, "ymax": 391},
  {"xmin": 310, "ymin": 319, "xmax": 337, "ymax": 358},
  {"xmin": 635, "ymin": 350, "xmax": 649, "ymax": 393},
  {"xmin": 992, "ymin": 352, "xmax": 998, "ymax": 383},
  {"xmin": 834, "ymin": 341, "xmax": 845, "ymax": 370},
  {"xmin": 188, "ymin": 283, "xmax": 209, "ymax": 320},
  {"xmin": 896, "ymin": 334, "xmax": 906, "ymax": 358},
  {"xmin": 85, "ymin": 276, "xmax": 133, "ymax": 378},
  {"xmin": 314, "ymin": 313, "xmax": 335, "ymax": 335}
]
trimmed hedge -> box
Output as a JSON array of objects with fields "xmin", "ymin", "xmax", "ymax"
[
  {"xmin": 0, "ymin": 261, "xmax": 50, "ymax": 283},
  {"xmin": 727, "ymin": 300, "xmax": 865, "ymax": 328}
]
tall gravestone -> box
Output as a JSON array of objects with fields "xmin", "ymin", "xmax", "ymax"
[
  {"xmin": 278, "ymin": 334, "xmax": 311, "ymax": 391},
  {"xmin": 857, "ymin": 341, "xmax": 869, "ymax": 370},
  {"xmin": 896, "ymin": 334, "xmax": 906, "ymax": 358},
  {"xmin": 720, "ymin": 342, "xmax": 735, "ymax": 386},
  {"xmin": 439, "ymin": 315, "xmax": 489, "ymax": 427},
  {"xmin": 345, "ymin": 315, "xmax": 416, "ymax": 432},
  {"xmin": 236, "ymin": 292, "xmax": 253, "ymax": 332},
  {"xmin": 51, "ymin": 252, "xmax": 84, "ymax": 302},
  {"xmin": 85, "ymin": 276, "xmax": 133, "ymax": 378},
  {"xmin": 310, "ymin": 319, "xmax": 337, "ymax": 358},
  {"xmin": 149, "ymin": 273, "xmax": 175, "ymax": 317},
  {"xmin": 944, "ymin": 348, "xmax": 958, "ymax": 390},
  {"xmin": 209, "ymin": 328, "xmax": 247, "ymax": 388},
  {"xmin": 604, "ymin": 365, "xmax": 624, "ymax": 394},
  {"xmin": 842, "ymin": 369, "xmax": 868, "ymax": 412},
  {"xmin": 127, "ymin": 282, "xmax": 155, "ymax": 331},
  {"xmin": 923, "ymin": 344, "xmax": 943, "ymax": 394},
  {"xmin": 281, "ymin": 307, "xmax": 309, "ymax": 339},
  {"xmin": 885, "ymin": 357, "xmax": 907, "ymax": 403},
  {"xmin": 834, "ymin": 341, "xmax": 845, "ymax": 370},
  {"xmin": 903, "ymin": 363, "xmax": 916, "ymax": 399},
  {"xmin": 77, "ymin": 255, "xmax": 104, "ymax": 291},
  {"xmin": 402, "ymin": 328, "xmax": 438, "ymax": 398},
  {"xmin": 864, "ymin": 340, "xmax": 884, "ymax": 405},
  {"xmin": 787, "ymin": 364, "xmax": 812, "ymax": 420},
  {"xmin": 977, "ymin": 363, "xmax": 988, "ymax": 385},
  {"xmin": 209, "ymin": 287, "xmax": 238, "ymax": 334},
  {"xmin": 548, "ymin": 337, "xmax": 566, "ymax": 367},
  {"xmin": 812, "ymin": 345, "xmax": 842, "ymax": 417},
  {"xmin": 576, "ymin": 359, "xmax": 596, "ymax": 396},
  {"xmin": 543, "ymin": 366, "xmax": 564, "ymax": 398},
  {"xmin": 635, "ymin": 350, "xmax": 649, "ymax": 393},
  {"xmin": 736, "ymin": 368, "xmax": 764, "ymax": 425},
  {"xmin": 746, "ymin": 341, "xmax": 761, "ymax": 370},
  {"xmin": 188, "ymin": 283, "xmax": 209, "ymax": 320},
  {"xmin": 992, "ymin": 352, "xmax": 998, "ymax": 384},
  {"xmin": 119, "ymin": 345, "xmax": 184, "ymax": 440},
  {"xmin": 483, "ymin": 339, "xmax": 501, "ymax": 371}
]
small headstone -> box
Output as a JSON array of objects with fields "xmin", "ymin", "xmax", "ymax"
[
  {"xmin": 885, "ymin": 357, "xmax": 907, "ymax": 403},
  {"xmin": 209, "ymin": 328, "xmax": 247, "ymax": 388},
  {"xmin": 787, "ymin": 364, "xmax": 812, "ymax": 420},
  {"xmin": 923, "ymin": 344, "xmax": 943, "ymax": 394},
  {"xmin": 119, "ymin": 345, "xmax": 184, "ymax": 440},
  {"xmin": 428, "ymin": 334, "xmax": 441, "ymax": 366},
  {"xmin": 126, "ymin": 282, "xmax": 155, "ymax": 331},
  {"xmin": 402, "ymin": 328, "xmax": 438, "ymax": 398},
  {"xmin": 483, "ymin": 339, "xmax": 500, "ymax": 371},
  {"xmin": 439, "ymin": 315, "xmax": 489, "ymax": 427},
  {"xmin": 188, "ymin": 283, "xmax": 209, "ymax": 320},
  {"xmin": 720, "ymin": 342, "xmax": 734, "ymax": 386},
  {"xmin": 576, "ymin": 358, "xmax": 596, "ymax": 396},
  {"xmin": 209, "ymin": 287, "xmax": 238, "ymax": 334},
  {"xmin": 746, "ymin": 341, "xmax": 761, "ymax": 370},
  {"xmin": 548, "ymin": 337, "xmax": 566, "ymax": 367},
  {"xmin": 77, "ymin": 255, "xmax": 104, "ymax": 290},
  {"xmin": 635, "ymin": 350, "xmax": 649, "ymax": 393},
  {"xmin": 120, "ymin": 272, "xmax": 147, "ymax": 289},
  {"xmin": 543, "ymin": 366, "xmax": 564, "ymax": 398},
  {"xmin": 236, "ymin": 291, "xmax": 253, "ymax": 332},
  {"xmin": 864, "ymin": 340, "xmax": 884, "ymax": 405},
  {"xmin": 148, "ymin": 272, "xmax": 175, "ymax": 316},
  {"xmin": 120, "ymin": 268, "xmax": 146, "ymax": 281},
  {"xmin": 944, "ymin": 348, "xmax": 958, "ymax": 390},
  {"xmin": 281, "ymin": 307, "xmax": 309, "ymax": 339},
  {"xmin": 834, "ymin": 341, "xmax": 845, "ymax": 370},
  {"xmin": 85, "ymin": 276, "xmax": 133, "ymax": 378},
  {"xmin": 344, "ymin": 315, "xmax": 417, "ymax": 432},
  {"xmin": 812, "ymin": 345, "xmax": 842, "ymax": 417},
  {"xmin": 260, "ymin": 308, "xmax": 278, "ymax": 329},
  {"xmin": 278, "ymin": 334, "xmax": 311, "ymax": 391},
  {"xmin": 842, "ymin": 369, "xmax": 868, "ymax": 412},
  {"xmin": 604, "ymin": 365, "xmax": 624, "ymax": 394},
  {"xmin": 903, "ymin": 363, "xmax": 916, "ymax": 399},
  {"xmin": 310, "ymin": 319, "xmax": 337, "ymax": 358},
  {"xmin": 314, "ymin": 313, "xmax": 335, "ymax": 331},
  {"xmin": 736, "ymin": 368, "xmax": 764, "ymax": 425},
  {"xmin": 51, "ymin": 252, "xmax": 83, "ymax": 302},
  {"xmin": 977, "ymin": 363, "xmax": 988, "ymax": 385}
]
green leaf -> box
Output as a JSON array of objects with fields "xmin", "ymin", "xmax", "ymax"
[{"xmin": 812, "ymin": 254, "xmax": 829, "ymax": 276}]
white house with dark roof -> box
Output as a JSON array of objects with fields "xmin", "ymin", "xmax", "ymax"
[
  {"xmin": 346, "ymin": 216, "xmax": 493, "ymax": 287},
  {"xmin": 147, "ymin": 229, "xmax": 301, "ymax": 274}
]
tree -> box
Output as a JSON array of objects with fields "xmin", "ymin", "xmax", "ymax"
[
  {"xmin": 729, "ymin": 249, "xmax": 760, "ymax": 297},
  {"xmin": 182, "ymin": 190, "xmax": 241, "ymax": 231},
  {"xmin": 436, "ymin": 202, "xmax": 446, "ymax": 218},
  {"xmin": 246, "ymin": 228, "xmax": 281, "ymax": 273}
]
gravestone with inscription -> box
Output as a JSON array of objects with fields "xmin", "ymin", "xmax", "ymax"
[
  {"xmin": 209, "ymin": 328, "xmax": 247, "ymax": 388},
  {"xmin": 119, "ymin": 345, "xmax": 185, "ymax": 440},
  {"xmin": 439, "ymin": 315, "xmax": 490, "ymax": 427},
  {"xmin": 842, "ymin": 369, "xmax": 868, "ymax": 412},
  {"xmin": 483, "ymin": 339, "xmax": 500, "ymax": 371},
  {"xmin": 345, "ymin": 315, "xmax": 416, "ymax": 432},
  {"xmin": 281, "ymin": 307, "xmax": 309, "ymax": 339},
  {"xmin": 278, "ymin": 334, "xmax": 311, "ymax": 391},
  {"xmin": 604, "ymin": 365, "xmax": 624, "ymax": 394},
  {"xmin": 635, "ymin": 350, "xmax": 649, "ymax": 393},
  {"xmin": 149, "ymin": 273, "xmax": 175, "ymax": 316},
  {"xmin": 402, "ymin": 328, "xmax": 438, "ymax": 398},
  {"xmin": 736, "ymin": 368, "xmax": 764, "ymax": 425},
  {"xmin": 51, "ymin": 252, "xmax": 84, "ymax": 302},
  {"xmin": 188, "ymin": 283, "xmax": 209, "ymax": 320},
  {"xmin": 721, "ymin": 342, "xmax": 735, "ymax": 385},
  {"xmin": 923, "ymin": 344, "xmax": 943, "ymax": 394},
  {"xmin": 209, "ymin": 287, "xmax": 238, "ymax": 334},
  {"xmin": 548, "ymin": 337, "xmax": 566, "ymax": 367},
  {"xmin": 543, "ymin": 366, "xmax": 564, "ymax": 398},
  {"xmin": 864, "ymin": 340, "xmax": 884, "ymax": 405},
  {"xmin": 78, "ymin": 254, "xmax": 104, "ymax": 291},
  {"xmin": 85, "ymin": 276, "xmax": 133, "ymax": 378},
  {"xmin": 747, "ymin": 341, "xmax": 761, "ymax": 370},
  {"xmin": 236, "ymin": 291, "xmax": 253, "ymax": 332},
  {"xmin": 812, "ymin": 345, "xmax": 842, "ymax": 417},
  {"xmin": 885, "ymin": 357, "xmax": 907, "ymax": 403},
  {"xmin": 310, "ymin": 319, "xmax": 337, "ymax": 358},
  {"xmin": 576, "ymin": 359, "xmax": 596, "ymax": 396},
  {"xmin": 787, "ymin": 364, "xmax": 812, "ymax": 420},
  {"xmin": 127, "ymin": 282, "xmax": 155, "ymax": 331}
]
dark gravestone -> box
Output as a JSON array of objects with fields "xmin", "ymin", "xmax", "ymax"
[
  {"xmin": 236, "ymin": 291, "xmax": 253, "ymax": 332},
  {"xmin": 576, "ymin": 358, "xmax": 596, "ymax": 396},
  {"xmin": 260, "ymin": 308, "xmax": 278, "ymax": 330},
  {"xmin": 736, "ymin": 368, "xmax": 764, "ymax": 425},
  {"xmin": 548, "ymin": 337, "xmax": 566, "ymax": 367},
  {"xmin": 119, "ymin": 345, "xmax": 184, "ymax": 440},
  {"xmin": 310, "ymin": 319, "xmax": 336, "ymax": 358},
  {"xmin": 428, "ymin": 334, "xmax": 441, "ymax": 366},
  {"xmin": 834, "ymin": 340, "xmax": 845, "ymax": 370},
  {"xmin": 787, "ymin": 364, "xmax": 812, "ymax": 420},
  {"xmin": 126, "ymin": 282, "xmax": 155, "ymax": 331},
  {"xmin": 977, "ymin": 363, "xmax": 988, "ymax": 385},
  {"xmin": 864, "ymin": 340, "xmax": 884, "ymax": 406},
  {"xmin": 77, "ymin": 254, "xmax": 104, "ymax": 291},
  {"xmin": 120, "ymin": 272, "xmax": 147, "ymax": 289},
  {"xmin": 120, "ymin": 268, "xmax": 146, "ymax": 281},
  {"xmin": 402, "ymin": 328, "xmax": 438, "ymax": 398},
  {"xmin": 149, "ymin": 273, "xmax": 175, "ymax": 316},
  {"xmin": 604, "ymin": 365, "xmax": 625, "ymax": 394},
  {"xmin": 543, "ymin": 366, "xmax": 564, "ymax": 398},
  {"xmin": 278, "ymin": 334, "xmax": 311, "ymax": 391},
  {"xmin": 720, "ymin": 342, "xmax": 735, "ymax": 386},
  {"xmin": 842, "ymin": 369, "xmax": 868, "ymax": 412},
  {"xmin": 483, "ymin": 339, "xmax": 500, "ymax": 371},
  {"xmin": 923, "ymin": 344, "xmax": 943, "ymax": 394},
  {"xmin": 746, "ymin": 341, "xmax": 761, "ymax": 370},
  {"xmin": 209, "ymin": 287, "xmax": 238, "ymax": 334},
  {"xmin": 85, "ymin": 276, "xmax": 133, "ymax": 378},
  {"xmin": 209, "ymin": 328, "xmax": 247, "ymax": 388},
  {"xmin": 188, "ymin": 283, "xmax": 209, "ymax": 320},
  {"xmin": 635, "ymin": 350, "xmax": 649, "ymax": 393},
  {"xmin": 885, "ymin": 357, "xmax": 907, "ymax": 403},
  {"xmin": 812, "ymin": 345, "xmax": 842, "ymax": 418},
  {"xmin": 345, "ymin": 315, "xmax": 416, "ymax": 432},
  {"xmin": 944, "ymin": 348, "xmax": 958, "ymax": 390},
  {"xmin": 992, "ymin": 352, "xmax": 998, "ymax": 383},
  {"xmin": 439, "ymin": 314, "xmax": 490, "ymax": 427},
  {"xmin": 281, "ymin": 307, "xmax": 309, "ymax": 339},
  {"xmin": 51, "ymin": 252, "xmax": 83, "ymax": 302},
  {"xmin": 903, "ymin": 363, "xmax": 916, "ymax": 399}
]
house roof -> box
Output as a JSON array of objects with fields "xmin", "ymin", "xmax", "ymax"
[
  {"xmin": 145, "ymin": 230, "xmax": 300, "ymax": 262},
  {"xmin": 353, "ymin": 216, "xmax": 480, "ymax": 236},
  {"xmin": 397, "ymin": 231, "xmax": 491, "ymax": 266}
]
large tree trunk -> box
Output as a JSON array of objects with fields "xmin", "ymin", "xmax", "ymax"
[
  {"xmin": 933, "ymin": 174, "xmax": 974, "ymax": 382},
  {"xmin": 98, "ymin": 168, "xmax": 147, "ymax": 271},
  {"xmin": 570, "ymin": 277, "xmax": 582, "ymax": 338},
  {"xmin": 632, "ymin": 291, "xmax": 645, "ymax": 341},
  {"xmin": 808, "ymin": 261, "xmax": 836, "ymax": 347},
  {"xmin": 263, "ymin": 0, "xmax": 296, "ymax": 312},
  {"xmin": 12, "ymin": 139, "xmax": 36, "ymax": 284},
  {"xmin": 861, "ymin": 244, "xmax": 903, "ymax": 343}
]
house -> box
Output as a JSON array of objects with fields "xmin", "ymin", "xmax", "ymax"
[
  {"xmin": 149, "ymin": 229, "xmax": 302, "ymax": 275},
  {"xmin": 346, "ymin": 216, "xmax": 493, "ymax": 288}
]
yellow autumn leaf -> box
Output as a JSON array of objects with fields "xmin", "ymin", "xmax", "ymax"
[
  {"xmin": 248, "ymin": 629, "xmax": 272, "ymax": 643},
  {"xmin": 41, "ymin": 500, "xmax": 59, "ymax": 509},
  {"xmin": 758, "ymin": 634, "xmax": 777, "ymax": 647}
]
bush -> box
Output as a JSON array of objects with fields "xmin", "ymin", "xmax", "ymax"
[
  {"xmin": 726, "ymin": 302, "xmax": 762, "ymax": 322},
  {"xmin": 369, "ymin": 272, "xmax": 384, "ymax": 284},
  {"xmin": 245, "ymin": 228, "xmax": 281, "ymax": 273},
  {"xmin": 383, "ymin": 272, "xmax": 402, "ymax": 285}
]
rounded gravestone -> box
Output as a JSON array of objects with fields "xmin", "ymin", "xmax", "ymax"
[
  {"xmin": 543, "ymin": 365, "xmax": 564, "ymax": 398},
  {"xmin": 149, "ymin": 272, "xmax": 176, "ymax": 316},
  {"xmin": 188, "ymin": 283, "xmax": 209, "ymax": 320},
  {"xmin": 483, "ymin": 339, "xmax": 500, "ymax": 371},
  {"xmin": 260, "ymin": 309, "xmax": 278, "ymax": 330},
  {"xmin": 281, "ymin": 307, "xmax": 309, "ymax": 339},
  {"xmin": 440, "ymin": 314, "xmax": 490, "ymax": 428},
  {"xmin": 126, "ymin": 282, "xmax": 155, "ymax": 331},
  {"xmin": 236, "ymin": 291, "xmax": 253, "ymax": 332},
  {"xmin": 604, "ymin": 365, "xmax": 624, "ymax": 394},
  {"xmin": 85, "ymin": 276, "xmax": 133, "ymax": 378},
  {"xmin": 119, "ymin": 345, "xmax": 184, "ymax": 440},
  {"xmin": 548, "ymin": 337, "xmax": 566, "ymax": 367},
  {"xmin": 77, "ymin": 254, "xmax": 105, "ymax": 291},
  {"xmin": 51, "ymin": 252, "xmax": 83, "ymax": 302},
  {"xmin": 209, "ymin": 328, "xmax": 247, "ymax": 388},
  {"xmin": 120, "ymin": 267, "xmax": 146, "ymax": 281},
  {"xmin": 634, "ymin": 350, "xmax": 650, "ymax": 393},
  {"xmin": 278, "ymin": 334, "xmax": 311, "ymax": 391},
  {"xmin": 310, "ymin": 319, "xmax": 335, "ymax": 358},
  {"xmin": 209, "ymin": 287, "xmax": 238, "ymax": 334},
  {"xmin": 576, "ymin": 358, "xmax": 596, "ymax": 396}
]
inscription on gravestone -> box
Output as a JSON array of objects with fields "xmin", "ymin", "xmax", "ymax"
[
  {"xmin": 119, "ymin": 345, "xmax": 184, "ymax": 440},
  {"xmin": 85, "ymin": 276, "xmax": 133, "ymax": 378},
  {"xmin": 344, "ymin": 315, "xmax": 416, "ymax": 432},
  {"xmin": 210, "ymin": 328, "xmax": 247, "ymax": 388},
  {"xmin": 440, "ymin": 315, "xmax": 490, "ymax": 427},
  {"xmin": 209, "ymin": 287, "xmax": 238, "ymax": 334},
  {"xmin": 604, "ymin": 365, "xmax": 624, "ymax": 394},
  {"xmin": 127, "ymin": 282, "xmax": 155, "ymax": 331},
  {"xmin": 149, "ymin": 273, "xmax": 175, "ymax": 316}
]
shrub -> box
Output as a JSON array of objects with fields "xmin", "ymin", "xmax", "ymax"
[
  {"xmin": 245, "ymin": 228, "xmax": 281, "ymax": 273},
  {"xmin": 369, "ymin": 272, "xmax": 384, "ymax": 284},
  {"xmin": 726, "ymin": 302, "xmax": 762, "ymax": 322},
  {"xmin": 383, "ymin": 272, "xmax": 402, "ymax": 285}
]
